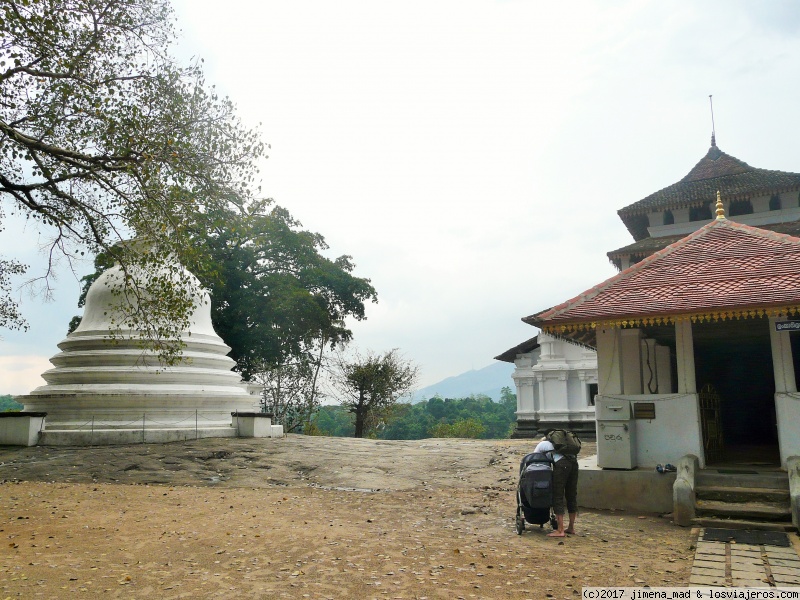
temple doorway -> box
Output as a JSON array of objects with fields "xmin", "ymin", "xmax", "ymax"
[{"xmin": 692, "ymin": 316, "xmax": 780, "ymax": 467}]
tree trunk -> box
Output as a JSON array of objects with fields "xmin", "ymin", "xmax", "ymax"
[
  {"xmin": 353, "ymin": 391, "xmax": 367, "ymax": 438},
  {"xmin": 308, "ymin": 337, "xmax": 326, "ymax": 408},
  {"xmin": 354, "ymin": 409, "xmax": 366, "ymax": 438}
]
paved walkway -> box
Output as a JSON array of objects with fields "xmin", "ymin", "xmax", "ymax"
[{"xmin": 690, "ymin": 531, "xmax": 800, "ymax": 587}]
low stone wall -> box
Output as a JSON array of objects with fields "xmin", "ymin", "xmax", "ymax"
[
  {"xmin": 0, "ymin": 412, "xmax": 46, "ymax": 447},
  {"xmin": 577, "ymin": 456, "xmax": 676, "ymax": 513}
]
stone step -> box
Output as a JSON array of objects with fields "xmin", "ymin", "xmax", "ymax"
[
  {"xmin": 696, "ymin": 470, "xmax": 788, "ymax": 490},
  {"xmin": 696, "ymin": 485, "xmax": 790, "ymax": 504},
  {"xmin": 691, "ymin": 517, "xmax": 795, "ymax": 532},
  {"xmin": 695, "ymin": 499, "xmax": 792, "ymax": 522}
]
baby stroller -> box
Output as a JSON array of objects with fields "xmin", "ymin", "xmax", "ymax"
[{"xmin": 515, "ymin": 451, "xmax": 558, "ymax": 534}]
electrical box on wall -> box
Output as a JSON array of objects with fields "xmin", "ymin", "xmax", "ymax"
[{"xmin": 596, "ymin": 398, "xmax": 637, "ymax": 469}]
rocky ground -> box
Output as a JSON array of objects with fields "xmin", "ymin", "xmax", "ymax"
[{"xmin": 0, "ymin": 435, "xmax": 696, "ymax": 599}]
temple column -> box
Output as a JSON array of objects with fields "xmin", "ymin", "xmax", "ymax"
[
  {"xmin": 769, "ymin": 316, "xmax": 797, "ymax": 393},
  {"xmin": 770, "ymin": 317, "xmax": 800, "ymax": 467},
  {"xmin": 675, "ymin": 319, "xmax": 696, "ymax": 394},
  {"xmin": 596, "ymin": 326, "xmax": 622, "ymax": 395},
  {"xmin": 620, "ymin": 329, "xmax": 643, "ymax": 394},
  {"xmin": 655, "ymin": 344, "xmax": 673, "ymax": 393},
  {"xmin": 578, "ymin": 371, "xmax": 590, "ymax": 406}
]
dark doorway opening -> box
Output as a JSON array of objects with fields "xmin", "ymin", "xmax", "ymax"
[{"xmin": 692, "ymin": 316, "xmax": 779, "ymax": 466}]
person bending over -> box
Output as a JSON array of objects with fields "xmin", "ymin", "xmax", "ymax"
[{"xmin": 533, "ymin": 436, "xmax": 578, "ymax": 537}]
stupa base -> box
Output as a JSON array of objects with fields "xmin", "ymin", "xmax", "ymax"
[
  {"xmin": 38, "ymin": 425, "xmax": 238, "ymax": 446},
  {"xmin": 0, "ymin": 412, "xmax": 283, "ymax": 447}
]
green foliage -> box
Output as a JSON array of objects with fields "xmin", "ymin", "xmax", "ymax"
[
  {"xmin": 374, "ymin": 401, "xmax": 433, "ymax": 440},
  {"xmin": 330, "ymin": 349, "xmax": 419, "ymax": 438},
  {"xmin": 378, "ymin": 389, "xmax": 517, "ymax": 440},
  {"xmin": 185, "ymin": 201, "xmax": 377, "ymax": 381},
  {"xmin": 0, "ymin": 394, "xmax": 22, "ymax": 412},
  {"xmin": 428, "ymin": 418, "xmax": 486, "ymax": 439},
  {"xmin": 0, "ymin": 259, "xmax": 26, "ymax": 331},
  {"xmin": 0, "ymin": 0, "xmax": 264, "ymax": 360},
  {"xmin": 311, "ymin": 388, "xmax": 518, "ymax": 440},
  {"xmin": 500, "ymin": 385, "xmax": 516, "ymax": 406},
  {"xmin": 308, "ymin": 405, "xmax": 355, "ymax": 437}
]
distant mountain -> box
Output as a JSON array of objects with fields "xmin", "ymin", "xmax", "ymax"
[{"xmin": 411, "ymin": 362, "xmax": 515, "ymax": 403}]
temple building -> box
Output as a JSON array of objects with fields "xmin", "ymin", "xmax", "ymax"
[
  {"xmin": 494, "ymin": 334, "xmax": 597, "ymax": 439},
  {"xmin": 608, "ymin": 134, "xmax": 800, "ymax": 270},
  {"xmin": 524, "ymin": 137, "xmax": 800, "ymax": 470}
]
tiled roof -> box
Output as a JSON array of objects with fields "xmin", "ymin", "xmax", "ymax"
[
  {"xmin": 526, "ymin": 218, "xmax": 800, "ymax": 327},
  {"xmin": 606, "ymin": 221, "xmax": 800, "ymax": 269},
  {"xmin": 617, "ymin": 143, "xmax": 800, "ymax": 240},
  {"xmin": 494, "ymin": 336, "xmax": 539, "ymax": 363}
]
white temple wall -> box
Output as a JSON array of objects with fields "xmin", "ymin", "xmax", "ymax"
[
  {"xmin": 512, "ymin": 371, "xmax": 536, "ymax": 417},
  {"xmin": 540, "ymin": 375, "xmax": 565, "ymax": 412},
  {"xmin": 632, "ymin": 393, "xmax": 704, "ymax": 468},
  {"xmin": 566, "ymin": 376, "xmax": 583, "ymax": 411},
  {"xmin": 512, "ymin": 349, "xmax": 539, "ymax": 420},
  {"xmin": 594, "ymin": 324, "xmax": 710, "ymax": 468},
  {"xmin": 775, "ymin": 393, "xmax": 800, "ymax": 468},
  {"xmin": 511, "ymin": 334, "xmax": 597, "ymax": 435},
  {"xmin": 751, "ymin": 195, "xmax": 771, "ymax": 212},
  {"xmin": 596, "ymin": 393, "xmax": 705, "ymax": 468},
  {"xmin": 672, "ymin": 207, "xmax": 690, "ymax": 224}
]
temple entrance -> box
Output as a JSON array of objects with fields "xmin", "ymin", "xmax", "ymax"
[{"xmin": 692, "ymin": 316, "xmax": 780, "ymax": 467}]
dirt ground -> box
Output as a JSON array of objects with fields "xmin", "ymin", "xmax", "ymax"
[{"xmin": 0, "ymin": 435, "xmax": 696, "ymax": 599}]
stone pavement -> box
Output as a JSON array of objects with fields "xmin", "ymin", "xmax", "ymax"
[{"xmin": 689, "ymin": 531, "xmax": 800, "ymax": 587}]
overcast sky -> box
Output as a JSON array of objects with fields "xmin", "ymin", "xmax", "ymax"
[{"xmin": 3, "ymin": 0, "xmax": 800, "ymax": 395}]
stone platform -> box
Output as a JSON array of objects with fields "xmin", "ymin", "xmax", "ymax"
[
  {"xmin": 577, "ymin": 454, "xmax": 677, "ymax": 513},
  {"xmin": 689, "ymin": 531, "xmax": 800, "ymax": 587}
]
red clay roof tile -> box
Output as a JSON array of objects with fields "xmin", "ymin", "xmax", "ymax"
[{"xmin": 527, "ymin": 219, "xmax": 800, "ymax": 327}]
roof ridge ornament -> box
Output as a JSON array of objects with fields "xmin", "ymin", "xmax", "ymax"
[
  {"xmin": 709, "ymin": 94, "xmax": 717, "ymax": 147},
  {"xmin": 715, "ymin": 190, "xmax": 725, "ymax": 220}
]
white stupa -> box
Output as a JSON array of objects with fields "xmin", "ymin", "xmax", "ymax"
[{"xmin": 12, "ymin": 254, "xmax": 278, "ymax": 446}]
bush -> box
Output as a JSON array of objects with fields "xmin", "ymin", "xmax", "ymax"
[
  {"xmin": 428, "ymin": 418, "xmax": 486, "ymax": 439},
  {"xmin": 0, "ymin": 394, "xmax": 22, "ymax": 412}
]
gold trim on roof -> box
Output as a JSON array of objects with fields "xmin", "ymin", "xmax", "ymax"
[
  {"xmin": 715, "ymin": 190, "xmax": 725, "ymax": 220},
  {"xmin": 540, "ymin": 305, "xmax": 800, "ymax": 335}
]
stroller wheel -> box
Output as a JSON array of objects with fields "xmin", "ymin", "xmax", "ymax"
[{"xmin": 515, "ymin": 514, "xmax": 525, "ymax": 535}]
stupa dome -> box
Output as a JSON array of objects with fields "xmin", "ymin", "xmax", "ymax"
[{"xmin": 19, "ymin": 254, "xmax": 260, "ymax": 445}]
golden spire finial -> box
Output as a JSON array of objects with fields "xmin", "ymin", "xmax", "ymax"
[{"xmin": 715, "ymin": 190, "xmax": 725, "ymax": 220}]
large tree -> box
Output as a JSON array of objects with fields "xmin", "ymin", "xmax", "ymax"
[
  {"xmin": 185, "ymin": 200, "xmax": 377, "ymax": 431},
  {"xmin": 330, "ymin": 349, "xmax": 419, "ymax": 438},
  {"xmin": 186, "ymin": 201, "xmax": 377, "ymax": 382},
  {"xmin": 0, "ymin": 0, "xmax": 263, "ymax": 359},
  {"xmin": 71, "ymin": 200, "xmax": 378, "ymax": 429}
]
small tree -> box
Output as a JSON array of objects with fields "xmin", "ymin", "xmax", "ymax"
[
  {"xmin": 331, "ymin": 349, "xmax": 419, "ymax": 438},
  {"xmin": 256, "ymin": 339, "xmax": 329, "ymax": 433}
]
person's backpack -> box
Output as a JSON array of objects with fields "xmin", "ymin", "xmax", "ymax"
[{"xmin": 545, "ymin": 429, "xmax": 581, "ymax": 456}]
